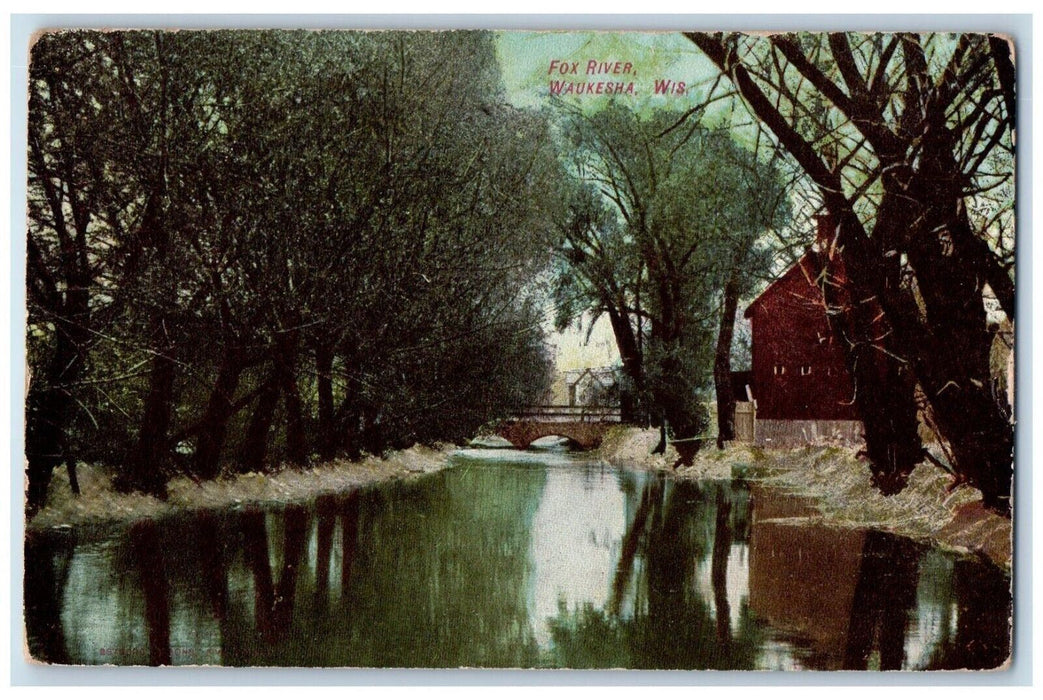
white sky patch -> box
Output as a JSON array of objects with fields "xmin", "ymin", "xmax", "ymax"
[{"xmin": 544, "ymin": 313, "xmax": 621, "ymax": 372}]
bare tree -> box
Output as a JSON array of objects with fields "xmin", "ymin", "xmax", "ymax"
[{"xmin": 687, "ymin": 32, "xmax": 1014, "ymax": 511}]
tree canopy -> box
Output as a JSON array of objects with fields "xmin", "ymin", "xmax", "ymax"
[
  {"xmin": 551, "ymin": 101, "xmax": 791, "ymax": 445},
  {"xmin": 26, "ymin": 30, "xmax": 567, "ymax": 513}
]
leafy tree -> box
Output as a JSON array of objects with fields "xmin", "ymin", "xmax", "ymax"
[
  {"xmin": 552, "ymin": 102, "xmax": 790, "ymax": 450},
  {"xmin": 27, "ymin": 31, "xmax": 190, "ymax": 508},
  {"xmin": 25, "ymin": 30, "xmax": 565, "ymax": 510}
]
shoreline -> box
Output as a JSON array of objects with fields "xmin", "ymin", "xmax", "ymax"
[
  {"xmin": 26, "ymin": 428, "xmax": 1012, "ymax": 571},
  {"xmin": 26, "ymin": 444, "xmax": 454, "ymax": 533},
  {"xmin": 594, "ymin": 426, "xmax": 1012, "ymax": 571}
]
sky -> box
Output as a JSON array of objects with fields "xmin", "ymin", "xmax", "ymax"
[{"xmin": 545, "ymin": 314, "xmax": 620, "ymax": 372}]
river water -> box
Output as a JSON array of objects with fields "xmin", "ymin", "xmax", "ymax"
[{"xmin": 24, "ymin": 448, "xmax": 1011, "ymax": 669}]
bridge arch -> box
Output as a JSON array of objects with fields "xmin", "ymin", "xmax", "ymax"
[{"xmin": 494, "ymin": 420, "xmax": 609, "ymax": 450}]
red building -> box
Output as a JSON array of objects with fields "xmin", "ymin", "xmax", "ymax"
[{"xmin": 744, "ymin": 216, "xmax": 859, "ymax": 422}]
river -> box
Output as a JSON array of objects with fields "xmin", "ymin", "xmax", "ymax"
[{"xmin": 24, "ymin": 447, "xmax": 1011, "ymax": 669}]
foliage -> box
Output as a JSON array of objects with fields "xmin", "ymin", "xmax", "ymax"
[
  {"xmin": 551, "ymin": 101, "xmax": 790, "ymax": 438},
  {"xmin": 26, "ymin": 30, "xmax": 565, "ymax": 508}
]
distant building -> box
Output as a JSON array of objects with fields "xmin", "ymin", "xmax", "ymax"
[
  {"xmin": 743, "ymin": 214, "xmax": 861, "ymax": 445},
  {"xmin": 544, "ymin": 366, "xmax": 620, "ymax": 407}
]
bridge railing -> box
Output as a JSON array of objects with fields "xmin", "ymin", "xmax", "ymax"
[{"xmin": 511, "ymin": 405, "xmax": 623, "ymax": 423}]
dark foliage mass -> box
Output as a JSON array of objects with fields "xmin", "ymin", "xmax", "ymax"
[{"xmin": 26, "ymin": 30, "xmax": 564, "ymax": 514}]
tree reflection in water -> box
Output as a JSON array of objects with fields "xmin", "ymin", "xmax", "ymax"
[
  {"xmin": 842, "ymin": 531, "xmax": 924, "ymax": 670},
  {"xmin": 747, "ymin": 485, "xmax": 1010, "ymax": 670},
  {"xmin": 549, "ymin": 477, "xmax": 764, "ymax": 669},
  {"xmin": 24, "ymin": 529, "xmax": 75, "ymax": 665},
  {"xmin": 23, "ymin": 458, "xmax": 1011, "ymax": 669},
  {"xmin": 130, "ymin": 519, "xmax": 171, "ymax": 666},
  {"xmin": 923, "ymin": 558, "xmax": 1012, "ymax": 670},
  {"xmin": 840, "ymin": 530, "xmax": 1010, "ymax": 671},
  {"xmin": 313, "ymin": 495, "xmax": 336, "ymax": 609},
  {"xmin": 217, "ymin": 465, "xmax": 547, "ymax": 667},
  {"xmin": 711, "ymin": 489, "xmax": 733, "ymax": 648},
  {"xmin": 237, "ymin": 504, "xmax": 311, "ymax": 645}
]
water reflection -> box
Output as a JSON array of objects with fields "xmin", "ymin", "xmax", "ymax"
[
  {"xmin": 547, "ymin": 476, "xmax": 764, "ymax": 669},
  {"xmin": 24, "ymin": 528, "xmax": 74, "ymax": 665},
  {"xmin": 24, "ymin": 451, "xmax": 1010, "ymax": 669},
  {"xmin": 130, "ymin": 520, "xmax": 172, "ymax": 666},
  {"xmin": 842, "ymin": 531, "xmax": 924, "ymax": 670}
]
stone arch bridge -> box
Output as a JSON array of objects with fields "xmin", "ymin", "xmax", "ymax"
[{"xmin": 492, "ymin": 406, "xmax": 622, "ymax": 450}]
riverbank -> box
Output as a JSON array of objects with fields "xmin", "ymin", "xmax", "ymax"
[
  {"xmin": 27, "ymin": 444, "xmax": 453, "ymax": 532},
  {"xmin": 596, "ymin": 426, "xmax": 1012, "ymax": 570}
]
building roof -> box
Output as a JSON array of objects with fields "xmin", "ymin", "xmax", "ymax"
[
  {"xmin": 563, "ymin": 366, "xmax": 619, "ymax": 388},
  {"xmin": 743, "ymin": 252, "xmax": 823, "ymax": 319}
]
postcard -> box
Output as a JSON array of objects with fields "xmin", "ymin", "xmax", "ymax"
[{"xmin": 22, "ymin": 27, "xmax": 1014, "ymax": 671}]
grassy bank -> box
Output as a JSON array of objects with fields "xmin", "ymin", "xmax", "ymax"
[
  {"xmin": 596, "ymin": 426, "xmax": 1011, "ymax": 570},
  {"xmin": 27, "ymin": 445, "xmax": 453, "ymax": 532}
]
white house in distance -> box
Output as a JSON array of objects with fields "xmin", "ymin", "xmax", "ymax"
[{"xmin": 544, "ymin": 366, "xmax": 621, "ymax": 408}]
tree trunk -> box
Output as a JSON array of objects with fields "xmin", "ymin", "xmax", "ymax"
[
  {"xmin": 119, "ymin": 316, "xmax": 177, "ymax": 497},
  {"xmin": 279, "ymin": 339, "xmax": 307, "ymax": 467},
  {"xmin": 606, "ymin": 305, "xmax": 643, "ymax": 423},
  {"xmin": 64, "ymin": 458, "xmax": 80, "ymax": 496},
  {"xmin": 25, "ymin": 285, "xmax": 91, "ymax": 517},
  {"xmin": 332, "ymin": 355, "xmax": 363, "ymax": 459},
  {"xmin": 25, "ymin": 365, "xmax": 84, "ymax": 515},
  {"xmin": 337, "ymin": 402, "xmax": 363, "ymax": 461},
  {"xmin": 814, "ymin": 226, "xmax": 925, "ymax": 495},
  {"xmin": 859, "ymin": 142, "xmax": 1013, "ymax": 512},
  {"xmin": 899, "ymin": 142, "xmax": 1014, "ymax": 512},
  {"xmin": 236, "ymin": 370, "xmax": 280, "ymax": 474},
  {"xmin": 902, "ymin": 220, "xmax": 1014, "ymax": 510},
  {"xmin": 714, "ymin": 273, "xmax": 740, "ymax": 449},
  {"xmin": 315, "ymin": 341, "xmax": 337, "ymax": 461},
  {"xmin": 25, "ymin": 385, "xmax": 69, "ymax": 517},
  {"xmin": 652, "ymin": 336, "xmax": 706, "ymax": 449},
  {"xmin": 822, "ymin": 155, "xmax": 1011, "ymax": 509},
  {"xmin": 360, "ymin": 404, "xmax": 384, "ymax": 457},
  {"xmin": 193, "ymin": 346, "xmax": 245, "ymax": 480}
]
